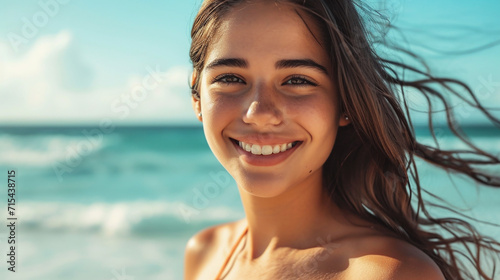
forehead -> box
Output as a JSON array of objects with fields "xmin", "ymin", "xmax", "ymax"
[{"xmin": 205, "ymin": 1, "xmax": 329, "ymax": 69}]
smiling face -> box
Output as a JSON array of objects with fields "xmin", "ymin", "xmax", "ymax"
[{"xmin": 193, "ymin": 1, "xmax": 349, "ymax": 197}]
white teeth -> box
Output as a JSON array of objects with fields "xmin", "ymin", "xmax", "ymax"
[
  {"xmin": 262, "ymin": 145, "xmax": 273, "ymax": 155},
  {"xmin": 244, "ymin": 143, "xmax": 251, "ymax": 152},
  {"xmin": 237, "ymin": 140, "xmax": 297, "ymax": 156},
  {"xmin": 280, "ymin": 143, "xmax": 287, "ymax": 152},
  {"xmin": 251, "ymin": 145, "xmax": 261, "ymax": 155},
  {"xmin": 272, "ymin": 145, "xmax": 281, "ymax": 154}
]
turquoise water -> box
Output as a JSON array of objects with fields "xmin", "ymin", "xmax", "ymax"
[{"xmin": 0, "ymin": 126, "xmax": 498, "ymax": 279}]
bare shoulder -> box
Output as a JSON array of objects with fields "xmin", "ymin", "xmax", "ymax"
[
  {"xmin": 184, "ymin": 219, "xmax": 246, "ymax": 280},
  {"xmin": 184, "ymin": 225, "xmax": 219, "ymax": 278},
  {"xmin": 343, "ymin": 234, "xmax": 445, "ymax": 280}
]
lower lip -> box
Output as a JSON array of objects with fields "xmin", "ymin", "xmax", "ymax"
[{"xmin": 232, "ymin": 140, "xmax": 301, "ymax": 166}]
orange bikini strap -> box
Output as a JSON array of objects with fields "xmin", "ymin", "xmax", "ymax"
[{"xmin": 214, "ymin": 225, "xmax": 249, "ymax": 280}]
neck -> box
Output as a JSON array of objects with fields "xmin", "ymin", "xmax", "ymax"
[{"xmin": 238, "ymin": 171, "xmax": 344, "ymax": 260}]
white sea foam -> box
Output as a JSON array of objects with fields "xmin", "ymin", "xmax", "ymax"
[
  {"xmin": 0, "ymin": 230, "xmax": 183, "ymax": 280},
  {"xmin": 0, "ymin": 134, "xmax": 110, "ymax": 166},
  {"xmin": 19, "ymin": 200, "xmax": 243, "ymax": 237}
]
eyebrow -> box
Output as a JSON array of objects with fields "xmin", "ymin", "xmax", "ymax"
[
  {"xmin": 275, "ymin": 59, "xmax": 329, "ymax": 75},
  {"xmin": 205, "ymin": 58, "xmax": 248, "ymax": 70},
  {"xmin": 205, "ymin": 58, "xmax": 329, "ymax": 75}
]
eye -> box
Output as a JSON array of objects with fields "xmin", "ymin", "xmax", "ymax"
[
  {"xmin": 283, "ymin": 75, "xmax": 318, "ymax": 87},
  {"xmin": 212, "ymin": 74, "xmax": 245, "ymax": 85}
]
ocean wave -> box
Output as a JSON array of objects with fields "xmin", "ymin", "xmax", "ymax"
[
  {"xmin": 19, "ymin": 200, "xmax": 243, "ymax": 237},
  {"xmin": 0, "ymin": 133, "xmax": 112, "ymax": 166}
]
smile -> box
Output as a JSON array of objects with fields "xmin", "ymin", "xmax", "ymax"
[
  {"xmin": 230, "ymin": 137, "xmax": 302, "ymax": 166},
  {"xmin": 237, "ymin": 140, "xmax": 299, "ymax": 156}
]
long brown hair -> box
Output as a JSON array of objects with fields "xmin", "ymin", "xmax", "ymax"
[{"xmin": 189, "ymin": 0, "xmax": 500, "ymax": 279}]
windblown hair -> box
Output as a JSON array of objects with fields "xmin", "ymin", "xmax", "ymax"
[{"xmin": 189, "ymin": 0, "xmax": 500, "ymax": 279}]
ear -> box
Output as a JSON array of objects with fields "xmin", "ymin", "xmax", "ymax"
[
  {"xmin": 339, "ymin": 114, "xmax": 351, "ymax": 127},
  {"xmin": 192, "ymin": 94, "xmax": 202, "ymax": 122},
  {"xmin": 191, "ymin": 71, "xmax": 202, "ymax": 122}
]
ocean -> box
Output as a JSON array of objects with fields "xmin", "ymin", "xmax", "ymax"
[{"xmin": 0, "ymin": 126, "xmax": 498, "ymax": 280}]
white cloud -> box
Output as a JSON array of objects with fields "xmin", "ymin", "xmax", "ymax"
[
  {"xmin": 0, "ymin": 31, "xmax": 197, "ymax": 125},
  {"xmin": 3, "ymin": 30, "xmax": 496, "ymax": 126},
  {"xmin": 116, "ymin": 64, "xmax": 196, "ymax": 124}
]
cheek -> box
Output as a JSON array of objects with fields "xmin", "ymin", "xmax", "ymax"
[
  {"xmin": 296, "ymin": 95, "xmax": 339, "ymax": 152},
  {"xmin": 317, "ymin": 102, "xmax": 339, "ymax": 141},
  {"xmin": 288, "ymin": 95, "xmax": 338, "ymax": 128},
  {"xmin": 200, "ymin": 94, "xmax": 240, "ymax": 153},
  {"xmin": 202, "ymin": 94, "xmax": 241, "ymax": 125}
]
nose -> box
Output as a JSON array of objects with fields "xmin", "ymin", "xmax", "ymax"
[{"xmin": 242, "ymin": 85, "xmax": 282, "ymax": 127}]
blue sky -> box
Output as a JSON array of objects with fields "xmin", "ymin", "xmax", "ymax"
[{"xmin": 0, "ymin": 0, "xmax": 499, "ymax": 126}]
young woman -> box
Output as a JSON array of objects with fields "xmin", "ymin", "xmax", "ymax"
[{"xmin": 184, "ymin": 0, "xmax": 500, "ymax": 279}]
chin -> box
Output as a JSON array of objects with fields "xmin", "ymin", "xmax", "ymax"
[{"xmin": 233, "ymin": 172, "xmax": 295, "ymax": 198}]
